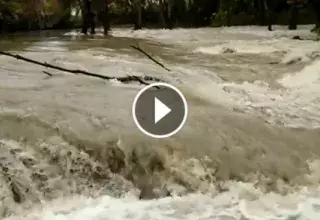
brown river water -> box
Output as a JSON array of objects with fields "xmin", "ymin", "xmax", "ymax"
[{"xmin": 0, "ymin": 25, "xmax": 320, "ymax": 220}]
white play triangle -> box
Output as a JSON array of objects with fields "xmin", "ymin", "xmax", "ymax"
[{"xmin": 154, "ymin": 98, "xmax": 171, "ymax": 124}]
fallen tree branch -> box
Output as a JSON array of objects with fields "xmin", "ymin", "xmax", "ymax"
[
  {"xmin": 0, "ymin": 50, "xmax": 164, "ymax": 85},
  {"xmin": 130, "ymin": 45, "xmax": 171, "ymax": 72}
]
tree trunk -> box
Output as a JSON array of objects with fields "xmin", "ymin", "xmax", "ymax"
[
  {"xmin": 0, "ymin": 18, "xmax": 2, "ymax": 33},
  {"xmin": 226, "ymin": 9, "xmax": 231, "ymax": 26},
  {"xmin": 159, "ymin": 0, "xmax": 167, "ymax": 28},
  {"xmin": 102, "ymin": 0, "xmax": 110, "ymax": 35},
  {"xmin": 133, "ymin": 0, "xmax": 142, "ymax": 30},
  {"xmin": 81, "ymin": 0, "xmax": 93, "ymax": 34},
  {"xmin": 58, "ymin": 0, "xmax": 72, "ymax": 28},
  {"xmin": 166, "ymin": 0, "xmax": 173, "ymax": 29},
  {"xmin": 288, "ymin": 4, "xmax": 298, "ymax": 30},
  {"xmin": 311, "ymin": 0, "xmax": 320, "ymax": 33},
  {"xmin": 263, "ymin": 0, "xmax": 272, "ymax": 31},
  {"xmin": 257, "ymin": 0, "xmax": 266, "ymax": 25},
  {"xmin": 159, "ymin": 0, "xmax": 173, "ymax": 29},
  {"xmin": 90, "ymin": 11, "xmax": 96, "ymax": 34}
]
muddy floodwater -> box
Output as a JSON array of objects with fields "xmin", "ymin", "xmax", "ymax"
[{"xmin": 1, "ymin": 25, "xmax": 320, "ymax": 220}]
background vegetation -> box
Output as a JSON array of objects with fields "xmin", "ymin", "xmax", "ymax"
[{"xmin": 0, "ymin": 0, "xmax": 319, "ymax": 34}]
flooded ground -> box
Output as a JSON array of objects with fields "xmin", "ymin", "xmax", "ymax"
[{"xmin": 1, "ymin": 25, "xmax": 320, "ymax": 220}]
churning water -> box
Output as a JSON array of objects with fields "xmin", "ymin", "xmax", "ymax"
[{"xmin": 1, "ymin": 25, "xmax": 320, "ymax": 220}]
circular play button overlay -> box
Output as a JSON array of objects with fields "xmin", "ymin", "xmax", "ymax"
[{"xmin": 132, "ymin": 82, "xmax": 188, "ymax": 139}]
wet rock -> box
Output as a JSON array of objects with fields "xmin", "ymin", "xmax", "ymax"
[
  {"xmin": 20, "ymin": 156, "xmax": 36, "ymax": 168},
  {"xmin": 9, "ymin": 180, "xmax": 23, "ymax": 203},
  {"xmin": 138, "ymin": 183, "xmax": 171, "ymax": 200},
  {"xmin": 106, "ymin": 147, "xmax": 125, "ymax": 173},
  {"xmin": 285, "ymin": 57, "xmax": 302, "ymax": 65},
  {"xmin": 310, "ymin": 51, "xmax": 320, "ymax": 59},
  {"xmin": 31, "ymin": 172, "xmax": 48, "ymax": 181},
  {"xmin": 148, "ymin": 153, "xmax": 165, "ymax": 172},
  {"xmin": 139, "ymin": 186, "xmax": 157, "ymax": 200},
  {"xmin": 92, "ymin": 165, "xmax": 109, "ymax": 180},
  {"xmin": 2, "ymin": 166, "xmax": 8, "ymax": 173},
  {"xmin": 221, "ymin": 47, "xmax": 236, "ymax": 54},
  {"xmin": 127, "ymin": 149, "xmax": 147, "ymax": 178},
  {"xmin": 166, "ymin": 183, "xmax": 188, "ymax": 196},
  {"xmin": 216, "ymin": 183, "xmax": 229, "ymax": 193}
]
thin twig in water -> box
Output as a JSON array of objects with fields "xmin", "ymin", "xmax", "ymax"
[
  {"xmin": 130, "ymin": 45, "xmax": 171, "ymax": 72},
  {"xmin": 0, "ymin": 50, "xmax": 164, "ymax": 85},
  {"xmin": 42, "ymin": 71, "xmax": 53, "ymax": 77}
]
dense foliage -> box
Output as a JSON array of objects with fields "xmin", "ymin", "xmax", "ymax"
[{"xmin": 0, "ymin": 0, "xmax": 319, "ymax": 33}]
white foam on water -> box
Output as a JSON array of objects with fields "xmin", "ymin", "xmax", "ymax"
[
  {"xmin": 181, "ymin": 57, "xmax": 320, "ymax": 128},
  {"xmin": 4, "ymin": 182, "xmax": 320, "ymax": 220},
  {"xmin": 111, "ymin": 28, "xmax": 206, "ymax": 42},
  {"xmin": 26, "ymin": 41, "xmax": 68, "ymax": 52},
  {"xmin": 111, "ymin": 25, "xmax": 317, "ymax": 44},
  {"xmin": 111, "ymin": 26, "xmax": 319, "ymax": 64},
  {"xmin": 220, "ymin": 25, "xmax": 317, "ymax": 38},
  {"xmin": 279, "ymin": 60, "xmax": 320, "ymax": 88},
  {"xmin": 63, "ymin": 30, "xmax": 86, "ymax": 36},
  {"xmin": 195, "ymin": 38, "xmax": 320, "ymax": 65},
  {"xmin": 195, "ymin": 39, "xmax": 281, "ymax": 55}
]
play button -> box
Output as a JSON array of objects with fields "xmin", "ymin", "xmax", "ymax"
[
  {"xmin": 154, "ymin": 98, "xmax": 171, "ymax": 124},
  {"xmin": 132, "ymin": 83, "xmax": 188, "ymax": 138}
]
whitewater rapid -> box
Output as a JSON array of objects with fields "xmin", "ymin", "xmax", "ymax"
[
  {"xmin": 1, "ymin": 25, "xmax": 320, "ymax": 219},
  {"xmin": 5, "ymin": 183, "xmax": 320, "ymax": 220}
]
